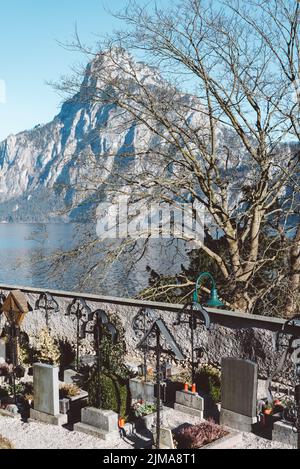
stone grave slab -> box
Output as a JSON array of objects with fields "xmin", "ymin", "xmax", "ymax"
[
  {"xmin": 74, "ymin": 407, "xmax": 119, "ymax": 440},
  {"xmin": 272, "ymin": 421, "xmax": 297, "ymax": 448},
  {"xmin": 30, "ymin": 363, "xmax": 67, "ymax": 426},
  {"xmin": 174, "ymin": 390, "xmax": 204, "ymax": 419},
  {"xmin": 220, "ymin": 358, "xmax": 258, "ymax": 432},
  {"xmin": 129, "ymin": 378, "xmax": 155, "ymax": 403},
  {"xmin": 63, "ymin": 369, "xmax": 83, "ymax": 386},
  {"xmin": 0, "ymin": 339, "xmax": 6, "ymax": 361},
  {"xmin": 153, "ymin": 428, "xmax": 175, "ymax": 449}
]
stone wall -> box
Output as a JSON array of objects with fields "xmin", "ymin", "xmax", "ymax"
[{"xmin": 0, "ymin": 285, "xmax": 297, "ymax": 382}]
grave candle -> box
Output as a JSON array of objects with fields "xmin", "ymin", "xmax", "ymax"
[
  {"xmin": 118, "ymin": 417, "xmax": 125, "ymax": 428},
  {"xmin": 184, "ymin": 383, "xmax": 188, "ymax": 392}
]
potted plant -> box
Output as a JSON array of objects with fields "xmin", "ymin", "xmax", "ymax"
[
  {"xmin": 132, "ymin": 400, "xmax": 157, "ymax": 430},
  {"xmin": 263, "ymin": 403, "xmax": 273, "ymax": 415},
  {"xmin": 281, "ymin": 398, "xmax": 297, "ymax": 424},
  {"xmin": 132, "ymin": 400, "xmax": 156, "ymax": 418}
]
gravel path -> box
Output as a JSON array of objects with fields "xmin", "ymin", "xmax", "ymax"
[
  {"xmin": 0, "ymin": 417, "xmax": 132, "ymax": 449},
  {"xmin": 233, "ymin": 432, "xmax": 293, "ymax": 449},
  {"xmin": 0, "ymin": 415, "xmax": 294, "ymax": 449}
]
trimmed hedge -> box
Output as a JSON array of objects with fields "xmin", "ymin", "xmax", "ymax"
[{"xmin": 87, "ymin": 370, "xmax": 129, "ymax": 418}]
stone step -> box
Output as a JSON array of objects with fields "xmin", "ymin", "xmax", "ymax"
[
  {"xmin": 73, "ymin": 422, "xmax": 120, "ymax": 441},
  {"xmin": 174, "ymin": 403, "xmax": 203, "ymax": 419}
]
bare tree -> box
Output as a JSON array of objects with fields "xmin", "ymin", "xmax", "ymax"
[{"xmin": 56, "ymin": 0, "xmax": 300, "ymax": 316}]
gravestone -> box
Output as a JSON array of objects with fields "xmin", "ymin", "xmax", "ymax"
[
  {"xmin": 63, "ymin": 369, "xmax": 83, "ymax": 386},
  {"xmin": 272, "ymin": 420, "xmax": 297, "ymax": 448},
  {"xmin": 0, "ymin": 339, "xmax": 6, "ymax": 361},
  {"xmin": 30, "ymin": 363, "xmax": 67, "ymax": 426},
  {"xmin": 153, "ymin": 428, "xmax": 175, "ymax": 449},
  {"xmin": 129, "ymin": 378, "xmax": 155, "ymax": 403},
  {"xmin": 174, "ymin": 390, "xmax": 204, "ymax": 418},
  {"xmin": 74, "ymin": 407, "xmax": 119, "ymax": 441},
  {"xmin": 220, "ymin": 358, "xmax": 258, "ymax": 432}
]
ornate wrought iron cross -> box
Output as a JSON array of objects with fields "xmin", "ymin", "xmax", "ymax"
[
  {"xmin": 35, "ymin": 292, "xmax": 59, "ymax": 328},
  {"xmin": 66, "ymin": 298, "xmax": 93, "ymax": 370}
]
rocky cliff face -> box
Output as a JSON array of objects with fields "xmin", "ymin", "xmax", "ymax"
[{"xmin": 0, "ymin": 51, "xmax": 174, "ymax": 222}]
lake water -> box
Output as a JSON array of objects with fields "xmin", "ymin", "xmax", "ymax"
[
  {"xmin": 0, "ymin": 223, "xmax": 79, "ymax": 290},
  {"xmin": 0, "ymin": 223, "xmax": 189, "ymax": 297}
]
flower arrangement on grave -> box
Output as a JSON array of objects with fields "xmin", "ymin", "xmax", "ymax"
[
  {"xmin": 59, "ymin": 383, "xmax": 81, "ymax": 399},
  {"xmin": 34, "ymin": 328, "xmax": 60, "ymax": 365},
  {"xmin": 279, "ymin": 397, "xmax": 297, "ymax": 424},
  {"xmin": 263, "ymin": 403, "xmax": 273, "ymax": 415},
  {"xmin": 132, "ymin": 400, "xmax": 156, "ymax": 418},
  {"xmin": 260, "ymin": 398, "xmax": 284, "ymax": 417}
]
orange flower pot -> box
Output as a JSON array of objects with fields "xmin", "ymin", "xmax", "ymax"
[{"xmin": 118, "ymin": 418, "xmax": 125, "ymax": 428}]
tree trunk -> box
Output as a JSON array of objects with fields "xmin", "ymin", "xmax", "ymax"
[{"xmin": 286, "ymin": 224, "xmax": 300, "ymax": 317}]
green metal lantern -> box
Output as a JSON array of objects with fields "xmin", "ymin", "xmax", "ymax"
[{"xmin": 193, "ymin": 272, "xmax": 224, "ymax": 308}]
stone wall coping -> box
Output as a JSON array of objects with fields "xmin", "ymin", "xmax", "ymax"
[{"xmin": 0, "ymin": 283, "xmax": 299, "ymax": 336}]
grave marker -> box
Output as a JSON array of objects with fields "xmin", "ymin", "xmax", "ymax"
[
  {"xmin": 0, "ymin": 339, "xmax": 6, "ymax": 362},
  {"xmin": 30, "ymin": 363, "xmax": 67, "ymax": 426},
  {"xmin": 220, "ymin": 358, "xmax": 258, "ymax": 432}
]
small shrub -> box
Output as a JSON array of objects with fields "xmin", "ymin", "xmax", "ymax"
[
  {"xmin": 18, "ymin": 332, "xmax": 35, "ymax": 367},
  {"xmin": 86, "ymin": 371, "xmax": 129, "ymax": 418},
  {"xmin": 7, "ymin": 382, "xmax": 26, "ymax": 397},
  {"xmin": 0, "ymin": 435, "xmax": 14, "ymax": 449},
  {"xmin": 196, "ymin": 364, "xmax": 221, "ymax": 403},
  {"xmin": 6, "ymin": 381, "xmax": 33, "ymax": 400},
  {"xmin": 174, "ymin": 420, "xmax": 228, "ymax": 449},
  {"xmin": 59, "ymin": 384, "xmax": 80, "ymax": 399}
]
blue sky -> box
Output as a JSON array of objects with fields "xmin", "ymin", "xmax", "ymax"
[{"xmin": 0, "ymin": 0, "xmax": 170, "ymax": 141}]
